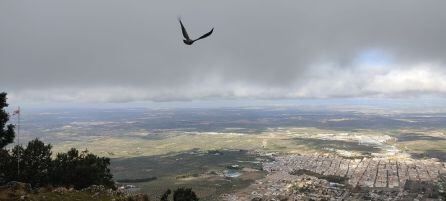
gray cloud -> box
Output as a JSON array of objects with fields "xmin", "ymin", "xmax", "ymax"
[{"xmin": 1, "ymin": 0, "xmax": 446, "ymax": 102}]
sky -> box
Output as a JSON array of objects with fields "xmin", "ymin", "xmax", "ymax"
[{"xmin": 1, "ymin": 0, "xmax": 446, "ymax": 107}]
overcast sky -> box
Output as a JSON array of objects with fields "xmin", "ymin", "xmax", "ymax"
[{"xmin": 1, "ymin": 0, "xmax": 446, "ymax": 105}]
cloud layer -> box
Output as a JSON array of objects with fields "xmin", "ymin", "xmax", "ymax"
[{"xmin": 1, "ymin": 0, "xmax": 446, "ymax": 103}]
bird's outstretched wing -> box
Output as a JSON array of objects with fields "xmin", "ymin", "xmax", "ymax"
[
  {"xmin": 195, "ymin": 28, "xmax": 214, "ymax": 41},
  {"xmin": 178, "ymin": 18, "xmax": 190, "ymax": 40}
]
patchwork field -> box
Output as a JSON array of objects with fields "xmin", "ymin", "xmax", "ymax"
[
  {"xmin": 17, "ymin": 107, "xmax": 446, "ymax": 200},
  {"xmin": 111, "ymin": 150, "xmax": 267, "ymax": 200}
]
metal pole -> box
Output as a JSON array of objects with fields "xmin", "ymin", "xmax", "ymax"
[{"xmin": 17, "ymin": 106, "xmax": 20, "ymax": 179}]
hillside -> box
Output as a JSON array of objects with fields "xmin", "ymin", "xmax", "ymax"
[{"xmin": 0, "ymin": 182, "xmax": 149, "ymax": 201}]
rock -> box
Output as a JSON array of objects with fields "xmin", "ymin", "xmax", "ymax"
[
  {"xmin": 126, "ymin": 193, "xmax": 150, "ymax": 201},
  {"xmin": 37, "ymin": 186, "xmax": 53, "ymax": 193},
  {"xmin": 82, "ymin": 185, "xmax": 106, "ymax": 193},
  {"xmin": 91, "ymin": 192, "xmax": 100, "ymax": 198},
  {"xmin": 6, "ymin": 181, "xmax": 32, "ymax": 193},
  {"xmin": 52, "ymin": 187, "xmax": 69, "ymax": 195},
  {"xmin": 0, "ymin": 182, "xmax": 31, "ymax": 201}
]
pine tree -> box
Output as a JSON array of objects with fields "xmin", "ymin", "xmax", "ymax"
[
  {"xmin": 0, "ymin": 92, "xmax": 15, "ymax": 149},
  {"xmin": 0, "ymin": 148, "xmax": 13, "ymax": 184},
  {"xmin": 52, "ymin": 148, "xmax": 114, "ymax": 189},
  {"xmin": 18, "ymin": 139, "xmax": 52, "ymax": 186}
]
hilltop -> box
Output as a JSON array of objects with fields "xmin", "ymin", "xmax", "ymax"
[{"xmin": 0, "ymin": 181, "xmax": 149, "ymax": 201}]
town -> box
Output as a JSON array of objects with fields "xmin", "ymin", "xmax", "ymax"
[{"xmin": 224, "ymin": 154, "xmax": 446, "ymax": 200}]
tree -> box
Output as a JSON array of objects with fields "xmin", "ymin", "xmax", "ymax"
[
  {"xmin": 0, "ymin": 92, "xmax": 15, "ymax": 149},
  {"xmin": 0, "ymin": 92, "xmax": 15, "ymax": 185},
  {"xmin": 51, "ymin": 148, "xmax": 79, "ymax": 187},
  {"xmin": 173, "ymin": 188, "xmax": 199, "ymax": 201},
  {"xmin": 0, "ymin": 93, "xmax": 115, "ymax": 189},
  {"xmin": 160, "ymin": 188, "xmax": 199, "ymax": 201},
  {"xmin": 52, "ymin": 148, "xmax": 114, "ymax": 189},
  {"xmin": 17, "ymin": 139, "xmax": 52, "ymax": 186},
  {"xmin": 161, "ymin": 189, "xmax": 172, "ymax": 201},
  {"xmin": 0, "ymin": 148, "xmax": 13, "ymax": 184}
]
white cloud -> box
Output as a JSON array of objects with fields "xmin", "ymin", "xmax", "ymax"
[
  {"xmin": 366, "ymin": 65, "xmax": 446, "ymax": 94},
  {"xmin": 7, "ymin": 62, "xmax": 446, "ymax": 103}
]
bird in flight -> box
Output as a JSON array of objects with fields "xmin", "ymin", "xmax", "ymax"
[{"xmin": 178, "ymin": 18, "xmax": 214, "ymax": 45}]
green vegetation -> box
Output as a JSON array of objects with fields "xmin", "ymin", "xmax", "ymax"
[
  {"xmin": 292, "ymin": 137, "xmax": 380, "ymax": 154},
  {"xmin": 0, "ymin": 92, "xmax": 114, "ymax": 190},
  {"xmin": 111, "ymin": 150, "xmax": 266, "ymax": 200},
  {"xmin": 51, "ymin": 148, "xmax": 114, "ymax": 189},
  {"xmin": 176, "ymin": 173, "xmax": 199, "ymax": 179},
  {"xmin": 52, "ymin": 131, "xmax": 321, "ymax": 158},
  {"xmin": 0, "ymin": 182, "xmax": 151, "ymax": 201},
  {"xmin": 226, "ymin": 164, "xmax": 242, "ymax": 170},
  {"xmin": 0, "ymin": 92, "xmax": 205, "ymax": 201},
  {"xmin": 12, "ymin": 139, "xmax": 52, "ymax": 187},
  {"xmin": 161, "ymin": 188, "xmax": 199, "ymax": 201},
  {"xmin": 1, "ymin": 188, "xmax": 116, "ymax": 201},
  {"xmin": 1, "ymin": 138, "xmax": 114, "ymax": 189},
  {"xmin": 117, "ymin": 177, "xmax": 157, "ymax": 183},
  {"xmin": 0, "ymin": 92, "xmax": 15, "ymax": 149},
  {"xmin": 388, "ymin": 129, "xmax": 446, "ymax": 161}
]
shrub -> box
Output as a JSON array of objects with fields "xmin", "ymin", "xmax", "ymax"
[{"xmin": 52, "ymin": 148, "xmax": 114, "ymax": 189}]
